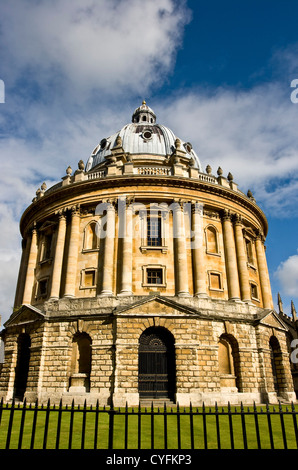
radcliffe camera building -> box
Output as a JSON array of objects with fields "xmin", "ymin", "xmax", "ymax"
[{"xmin": 0, "ymin": 101, "xmax": 297, "ymax": 406}]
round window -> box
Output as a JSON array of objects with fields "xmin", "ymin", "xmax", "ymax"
[
  {"xmin": 143, "ymin": 130, "xmax": 152, "ymax": 140},
  {"xmin": 185, "ymin": 142, "xmax": 192, "ymax": 153},
  {"xmin": 100, "ymin": 138, "xmax": 107, "ymax": 149}
]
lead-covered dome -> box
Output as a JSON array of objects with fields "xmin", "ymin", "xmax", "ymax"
[{"xmin": 86, "ymin": 101, "xmax": 202, "ymax": 172}]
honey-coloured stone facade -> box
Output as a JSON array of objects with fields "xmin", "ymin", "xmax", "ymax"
[{"xmin": 0, "ymin": 102, "xmax": 296, "ymax": 406}]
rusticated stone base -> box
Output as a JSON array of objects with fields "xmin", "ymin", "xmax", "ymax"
[{"xmin": 0, "ymin": 295, "xmax": 296, "ymax": 406}]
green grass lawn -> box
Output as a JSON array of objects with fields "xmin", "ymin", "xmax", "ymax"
[{"xmin": 0, "ymin": 404, "xmax": 297, "ymax": 450}]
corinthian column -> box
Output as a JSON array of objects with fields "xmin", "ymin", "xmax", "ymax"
[
  {"xmin": 173, "ymin": 201, "xmax": 190, "ymax": 296},
  {"xmin": 100, "ymin": 200, "xmax": 116, "ymax": 296},
  {"xmin": 191, "ymin": 202, "xmax": 207, "ymax": 297},
  {"xmin": 233, "ymin": 215, "xmax": 251, "ymax": 302},
  {"xmin": 64, "ymin": 205, "xmax": 80, "ymax": 298},
  {"xmin": 221, "ymin": 210, "xmax": 240, "ymax": 301},
  {"xmin": 119, "ymin": 200, "xmax": 133, "ymax": 296},
  {"xmin": 49, "ymin": 210, "xmax": 67, "ymax": 300},
  {"xmin": 255, "ymin": 232, "xmax": 274, "ymax": 309},
  {"xmin": 22, "ymin": 224, "xmax": 38, "ymax": 304},
  {"xmin": 14, "ymin": 237, "xmax": 31, "ymax": 308}
]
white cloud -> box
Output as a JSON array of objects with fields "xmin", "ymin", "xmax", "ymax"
[
  {"xmin": 275, "ymin": 251, "xmax": 298, "ymax": 297},
  {"xmin": 156, "ymin": 83, "xmax": 298, "ymax": 216},
  {"xmin": 1, "ymin": 1, "xmax": 298, "ymax": 324},
  {"xmin": 1, "ymin": 0, "xmax": 190, "ymax": 99}
]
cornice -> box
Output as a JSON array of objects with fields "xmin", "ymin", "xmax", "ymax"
[{"xmin": 20, "ymin": 174, "xmax": 268, "ymax": 236}]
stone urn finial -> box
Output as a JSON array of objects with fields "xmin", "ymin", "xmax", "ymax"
[
  {"xmin": 175, "ymin": 138, "xmax": 181, "ymax": 149},
  {"xmin": 66, "ymin": 165, "xmax": 72, "ymax": 176},
  {"xmin": 116, "ymin": 135, "xmax": 122, "ymax": 147},
  {"xmin": 78, "ymin": 160, "xmax": 85, "ymax": 171},
  {"xmin": 217, "ymin": 167, "xmax": 223, "ymax": 176},
  {"xmin": 247, "ymin": 189, "xmax": 256, "ymax": 202},
  {"xmin": 41, "ymin": 182, "xmax": 47, "ymax": 191},
  {"xmin": 206, "ymin": 164, "xmax": 212, "ymax": 175},
  {"xmin": 227, "ymin": 172, "xmax": 233, "ymax": 181}
]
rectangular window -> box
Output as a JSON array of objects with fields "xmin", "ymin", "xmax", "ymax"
[
  {"xmin": 38, "ymin": 279, "xmax": 48, "ymax": 297},
  {"xmin": 250, "ymin": 283, "xmax": 258, "ymax": 299},
  {"xmin": 84, "ymin": 270, "xmax": 96, "ymax": 287},
  {"xmin": 147, "ymin": 217, "xmax": 162, "ymax": 247},
  {"xmin": 142, "ymin": 265, "xmax": 166, "ymax": 287},
  {"xmin": 210, "ymin": 273, "xmax": 221, "ymax": 290},
  {"xmin": 80, "ymin": 268, "xmax": 97, "ymax": 289},
  {"xmin": 245, "ymin": 239, "xmax": 254, "ymax": 265},
  {"xmin": 44, "ymin": 234, "xmax": 52, "ymax": 259},
  {"xmin": 147, "ymin": 268, "xmax": 163, "ymax": 284}
]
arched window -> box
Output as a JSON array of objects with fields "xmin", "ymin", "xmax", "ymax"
[
  {"xmin": 218, "ymin": 334, "xmax": 241, "ymax": 391},
  {"xmin": 14, "ymin": 333, "xmax": 31, "ymax": 400},
  {"xmin": 70, "ymin": 333, "xmax": 92, "ymax": 392},
  {"xmin": 269, "ymin": 336, "xmax": 285, "ymax": 395},
  {"xmin": 218, "ymin": 338, "xmax": 234, "ymax": 376},
  {"xmin": 83, "ymin": 222, "xmax": 99, "ymax": 251},
  {"xmin": 206, "ymin": 226, "xmax": 219, "ymax": 254}
]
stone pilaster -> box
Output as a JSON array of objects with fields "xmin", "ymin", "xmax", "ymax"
[
  {"xmin": 119, "ymin": 200, "xmax": 133, "ymax": 296},
  {"xmin": 64, "ymin": 205, "xmax": 80, "ymax": 298},
  {"xmin": 255, "ymin": 232, "xmax": 274, "ymax": 309},
  {"xmin": 100, "ymin": 200, "xmax": 116, "ymax": 296},
  {"xmin": 22, "ymin": 224, "xmax": 38, "ymax": 304},
  {"xmin": 233, "ymin": 215, "xmax": 251, "ymax": 302},
  {"xmin": 14, "ymin": 237, "xmax": 31, "ymax": 308},
  {"xmin": 49, "ymin": 210, "xmax": 67, "ymax": 300},
  {"xmin": 191, "ymin": 202, "xmax": 207, "ymax": 297},
  {"xmin": 173, "ymin": 201, "xmax": 190, "ymax": 297},
  {"xmin": 221, "ymin": 210, "xmax": 240, "ymax": 301}
]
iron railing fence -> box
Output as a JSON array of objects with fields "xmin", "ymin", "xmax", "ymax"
[{"xmin": 0, "ymin": 398, "xmax": 298, "ymax": 450}]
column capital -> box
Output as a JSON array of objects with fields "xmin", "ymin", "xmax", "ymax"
[
  {"xmin": 191, "ymin": 201, "xmax": 203, "ymax": 215},
  {"xmin": 55, "ymin": 208, "xmax": 67, "ymax": 220},
  {"xmin": 255, "ymin": 229, "xmax": 265, "ymax": 242},
  {"xmin": 233, "ymin": 213, "xmax": 243, "ymax": 226},
  {"xmin": 102, "ymin": 197, "xmax": 117, "ymax": 206},
  {"xmin": 69, "ymin": 204, "xmax": 81, "ymax": 216},
  {"xmin": 172, "ymin": 198, "xmax": 189, "ymax": 211},
  {"xmin": 220, "ymin": 209, "xmax": 233, "ymax": 222}
]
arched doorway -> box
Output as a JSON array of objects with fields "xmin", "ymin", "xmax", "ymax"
[
  {"xmin": 138, "ymin": 327, "xmax": 175, "ymax": 400},
  {"xmin": 218, "ymin": 334, "xmax": 241, "ymax": 391},
  {"xmin": 14, "ymin": 333, "xmax": 31, "ymax": 400},
  {"xmin": 69, "ymin": 332, "xmax": 92, "ymax": 392},
  {"xmin": 270, "ymin": 336, "xmax": 284, "ymax": 395}
]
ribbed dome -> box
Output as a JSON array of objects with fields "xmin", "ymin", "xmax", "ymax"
[{"xmin": 85, "ymin": 102, "xmax": 202, "ymax": 172}]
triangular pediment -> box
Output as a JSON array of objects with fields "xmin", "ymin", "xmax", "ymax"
[
  {"xmin": 4, "ymin": 304, "xmax": 45, "ymax": 328},
  {"xmin": 114, "ymin": 295, "xmax": 199, "ymax": 317},
  {"xmin": 258, "ymin": 309, "xmax": 288, "ymax": 332}
]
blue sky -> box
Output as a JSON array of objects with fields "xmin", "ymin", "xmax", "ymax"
[{"xmin": 0, "ymin": 0, "xmax": 298, "ymax": 323}]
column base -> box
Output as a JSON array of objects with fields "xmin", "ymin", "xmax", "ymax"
[
  {"xmin": 98, "ymin": 291, "xmax": 114, "ymax": 297},
  {"xmin": 178, "ymin": 292, "xmax": 191, "ymax": 297},
  {"xmin": 118, "ymin": 291, "xmax": 133, "ymax": 297}
]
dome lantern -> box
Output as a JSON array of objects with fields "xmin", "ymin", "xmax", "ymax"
[
  {"xmin": 132, "ymin": 100, "xmax": 156, "ymax": 124},
  {"xmin": 86, "ymin": 101, "xmax": 202, "ymax": 172}
]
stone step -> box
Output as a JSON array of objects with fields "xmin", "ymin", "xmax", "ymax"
[{"xmin": 139, "ymin": 399, "xmax": 176, "ymax": 408}]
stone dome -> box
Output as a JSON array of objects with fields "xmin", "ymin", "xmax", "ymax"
[{"xmin": 85, "ymin": 101, "xmax": 202, "ymax": 172}]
